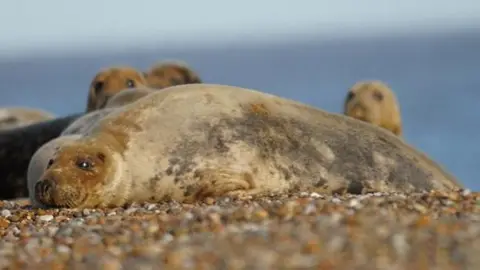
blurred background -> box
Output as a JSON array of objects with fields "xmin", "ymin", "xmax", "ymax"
[{"xmin": 0, "ymin": 0, "xmax": 479, "ymax": 190}]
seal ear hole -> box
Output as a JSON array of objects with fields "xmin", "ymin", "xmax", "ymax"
[
  {"xmin": 126, "ymin": 79, "xmax": 135, "ymax": 88},
  {"xmin": 46, "ymin": 159, "xmax": 54, "ymax": 169},
  {"xmin": 96, "ymin": 152, "xmax": 106, "ymax": 162},
  {"xmin": 372, "ymin": 91, "xmax": 384, "ymax": 101},
  {"xmin": 93, "ymin": 81, "xmax": 104, "ymax": 95}
]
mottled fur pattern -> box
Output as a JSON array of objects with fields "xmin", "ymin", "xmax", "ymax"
[
  {"xmin": 30, "ymin": 84, "xmax": 461, "ymax": 208},
  {"xmin": 86, "ymin": 66, "xmax": 148, "ymax": 112},
  {"xmin": 144, "ymin": 61, "xmax": 202, "ymax": 89},
  {"xmin": 344, "ymin": 80, "xmax": 403, "ymax": 136},
  {"xmin": 0, "ymin": 107, "xmax": 55, "ymax": 130}
]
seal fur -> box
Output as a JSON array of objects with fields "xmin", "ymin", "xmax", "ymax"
[
  {"xmin": 344, "ymin": 80, "xmax": 403, "ymax": 136},
  {"xmin": 30, "ymin": 83, "xmax": 461, "ymax": 208}
]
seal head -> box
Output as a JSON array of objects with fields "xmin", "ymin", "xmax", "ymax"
[
  {"xmin": 34, "ymin": 136, "xmax": 129, "ymax": 208},
  {"xmin": 86, "ymin": 66, "xmax": 148, "ymax": 112},
  {"xmin": 344, "ymin": 80, "xmax": 403, "ymax": 136},
  {"xmin": 144, "ymin": 60, "xmax": 202, "ymax": 89}
]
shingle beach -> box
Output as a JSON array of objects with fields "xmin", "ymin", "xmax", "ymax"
[{"xmin": 0, "ymin": 189, "xmax": 478, "ymax": 269}]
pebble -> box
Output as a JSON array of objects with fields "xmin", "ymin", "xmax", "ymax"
[
  {"xmin": 146, "ymin": 204, "xmax": 156, "ymax": 211},
  {"xmin": 331, "ymin": 197, "xmax": 342, "ymax": 204},
  {"xmin": 38, "ymin": 215, "xmax": 54, "ymax": 222},
  {"xmin": 348, "ymin": 199, "xmax": 361, "ymax": 209},
  {"xmin": 1, "ymin": 210, "xmax": 11, "ymax": 217},
  {"xmin": 0, "ymin": 190, "xmax": 476, "ymax": 269}
]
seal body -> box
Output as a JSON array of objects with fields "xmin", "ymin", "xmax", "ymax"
[
  {"xmin": 144, "ymin": 60, "xmax": 202, "ymax": 89},
  {"xmin": 344, "ymin": 80, "xmax": 403, "ymax": 136},
  {"xmin": 0, "ymin": 107, "xmax": 55, "ymax": 130},
  {"xmin": 30, "ymin": 84, "xmax": 461, "ymax": 208},
  {"xmin": 86, "ymin": 66, "xmax": 148, "ymax": 112}
]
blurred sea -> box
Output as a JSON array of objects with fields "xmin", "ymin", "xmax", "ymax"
[{"xmin": 0, "ymin": 29, "xmax": 479, "ymax": 190}]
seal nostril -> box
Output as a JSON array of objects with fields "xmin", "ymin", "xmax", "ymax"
[{"xmin": 35, "ymin": 179, "xmax": 54, "ymax": 196}]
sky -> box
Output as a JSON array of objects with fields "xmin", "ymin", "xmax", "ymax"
[{"xmin": 1, "ymin": 0, "xmax": 479, "ymax": 58}]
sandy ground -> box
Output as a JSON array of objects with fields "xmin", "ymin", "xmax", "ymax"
[{"xmin": 0, "ymin": 189, "xmax": 478, "ymax": 269}]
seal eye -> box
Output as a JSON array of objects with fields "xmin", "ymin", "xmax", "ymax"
[
  {"xmin": 169, "ymin": 78, "xmax": 183, "ymax": 86},
  {"xmin": 372, "ymin": 91, "xmax": 384, "ymax": 101},
  {"xmin": 346, "ymin": 91, "xmax": 355, "ymax": 101},
  {"xmin": 126, "ymin": 79, "xmax": 135, "ymax": 88},
  {"xmin": 93, "ymin": 81, "xmax": 104, "ymax": 95},
  {"xmin": 46, "ymin": 159, "xmax": 54, "ymax": 169},
  {"xmin": 75, "ymin": 159, "xmax": 94, "ymax": 171}
]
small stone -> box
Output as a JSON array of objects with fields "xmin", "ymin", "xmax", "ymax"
[
  {"xmin": 302, "ymin": 240, "xmax": 321, "ymax": 254},
  {"xmin": 39, "ymin": 215, "xmax": 54, "ymax": 222},
  {"xmin": 56, "ymin": 245, "xmax": 71, "ymax": 254},
  {"xmin": 310, "ymin": 192, "xmax": 322, "ymax": 199},
  {"xmin": 208, "ymin": 213, "xmax": 222, "ymax": 224},
  {"xmin": 348, "ymin": 199, "xmax": 362, "ymax": 209},
  {"xmin": 8, "ymin": 215, "xmax": 20, "ymax": 222},
  {"xmin": 205, "ymin": 197, "xmax": 215, "ymax": 205},
  {"xmin": 55, "ymin": 216, "xmax": 69, "ymax": 223},
  {"xmin": 253, "ymin": 209, "xmax": 269, "ymax": 221},
  {"xmin": 146, "ymin": 204, "xmax": 157, "ymax": 211},
  {"xmin": 299, "ymin": 192, "xmax": 309, "ymax": 197},
  {"xmin": 413, "ymin": 203, "xmax": 427, "ymax": 214},
  {"xmin": 0, "ymin": 218, "xmax": 9, "ymax": 229},
  {"xmin": 161, "ymin": 233, "xmax": 174, "ymax": 244},
  {"xmin": 392, "ymin": 233, "xmax": 409, "ymax": 257},
  {"xmin": 47, "ymin": 226, "xmax": 59, "ymax": 236},
  {"xmin": 125, "ymin": 208, "xmax": 138, "ymax": 215},
  {"xmin": 331, "ymin": 198, "xmax": 341, "ymax": 204},
  {"xmin": 303, "ymin": 204, "xmax": 317, "ymax": 215},
  {"xmin": 183, "ymin": 212, "xmax": 194, "ymax": 220},
  {"xmin": 1, "ymin": 210, "xmax": 11, "ymax": 218}
]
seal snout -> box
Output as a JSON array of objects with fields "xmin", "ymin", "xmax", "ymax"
[
  {"xmin": 349, "ymin": 105, "xmax": 366, "ymax": 121},
  {"xmin": 34, "ymin": 175, "xmax": 88, "ymax": 208},
  {"xmin": 34, "ymin": 178, "xmax": 56, "ymax": 206}
]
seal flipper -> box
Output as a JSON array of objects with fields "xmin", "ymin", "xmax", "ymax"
[{"xmin": 184, "ymin": 168, "xmax": 256, "ymax": 203}]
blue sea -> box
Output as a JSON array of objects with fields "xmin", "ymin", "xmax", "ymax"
[{"xmin": 1, "ymin": 29, "xmax": 479, "ymax": 191}]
